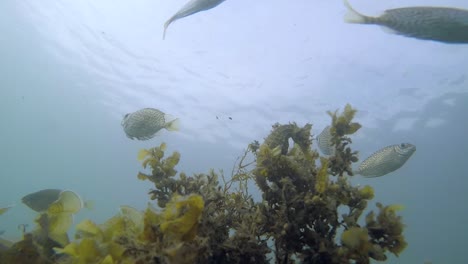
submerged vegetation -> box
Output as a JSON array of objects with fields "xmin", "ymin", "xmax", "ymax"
[{"xmin": 0, "ymin": 104, "xmax": 407, "ymax": 263}]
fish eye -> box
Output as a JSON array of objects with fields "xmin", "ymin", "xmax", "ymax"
[{"xmin": 400, "ymin": 143, "xmax": 407, "ymax": 148}]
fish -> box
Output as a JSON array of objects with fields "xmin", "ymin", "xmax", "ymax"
[
  {"xmin": 343, "ymin": 0, "xmax": 468, "ymax": 44},
  {"xmin": 0, "ymin": 230, "xmax": 4, "ymax": 236},
  {"xmin": 21, "ymin": 189, "xmax": 62, "ymax": 213},
  {"xmin": 316, "ymin": 126, "xmax": 335, "ymax": 156},
  {"xmin": 32, "ymin": 190, "xmax": 92, "ymax": 246},
  {"xmin": 163, "ymin": 0, "xmax": 226, "ymax": 39},
  {"xmin": 121, "ymin": 108, "xmax": 180, "ymax": 141},
  {"xmin": 355, "ymin": 143, "xmax": 416, "ymax": 177},
  {"xmin": 22, "ymin": 189, "xmax": 93, "ymax": 213}
]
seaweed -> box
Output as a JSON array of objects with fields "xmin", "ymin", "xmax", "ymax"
[{"xmin": 3, "ymin": 104, "xmax": 407, "ymax": 264}]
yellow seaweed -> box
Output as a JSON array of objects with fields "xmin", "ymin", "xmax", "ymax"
[
  {"xmin": 48, "ymin": 190, "xmax": 83, "ymax": 214},
  {"xmin": 137, "ymin": 149, "xmax": 150, "ymax": 161},
  {"xmin": 341, "ymin": 227, "xmax": 370, "ymax": 251},
  {"xmin": 359, "ymin": 185, "xmax": 374, "ymax": 200},
  {"xmin": 160, "ymin": 194, "xmax": 204, "ymax": 242},
  {"xmin": 75, "ymin": 219, "xmax": 103, "ymax": 240},
  {"xmin": 315, "ymin": 158, "xmax": 329, "ymax": 194}
]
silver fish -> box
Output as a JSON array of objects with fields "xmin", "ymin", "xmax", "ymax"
[
  {"xmin": 356, "ymin": 143, "xmax": 416, "ymax": 178},
  {"xmin": 163, "ymin": 0, "xmax": 226, "ymax": 39},
  {"xmin": 121, "ymin": 108, "xmax": 180, "ymax": 141},
  {"xmin": 22, "ymin": 189, "xmax": 62, "ymax": 212},
  {"xmin": 316, "ymin": 126, "xmax": 335, "ymax": 156},
  {"xmin": 344, "ymin": 0, "xmax": 468, "ymax": 44}
]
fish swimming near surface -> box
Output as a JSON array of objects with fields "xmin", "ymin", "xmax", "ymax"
[
  {"xmin": 343, "ymin": 0, "xmax": 468, "ymax": 44},
  {"xmin": 316, "ymin": 126, "xmax": 335, "ymax": 156},
  {"xmin": 163, "ymin": 0, "xmax": 226, "ymax": 39},
  {"xmin": 121, "ymin": 108, "xmax": 180, "ymax": 141},
  {"xmin": 356, "ymin": 143, "xmax": 416, "ymax": 177}
]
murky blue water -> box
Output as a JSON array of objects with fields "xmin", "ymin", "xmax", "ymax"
[{"xmin": 1, "ymin": 0, "xmax": 467, "ymax": 263}]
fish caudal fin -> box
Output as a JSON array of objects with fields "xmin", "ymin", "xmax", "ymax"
[
  {"xmin": 343, "ymin": 0, "xmax": 368, "ymax": 24},
  {"xmin": 83, "ymin": 200, "xmax": 95, "ymax": 210},
  {"xmin": 166, "ymin": 118, "xmax": 180, "ymax": 132},
  {"xmin": 163, "ymin": 16, "xmax": 176, "ymax": 40}
]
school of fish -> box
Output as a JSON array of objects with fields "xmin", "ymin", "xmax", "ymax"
[{"xmin": 8, "ymin": 0, "xmax": 465, "ymax": 252}]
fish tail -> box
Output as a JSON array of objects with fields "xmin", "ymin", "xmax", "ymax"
[
  {"xmin": 83, "ymin": 200, "xmax": 95, "ymax": 210},
  {"xmin": 343, "ymin": 0, "xmax": 370, "ymax": 24},
  {"xmin": 166, "ymin": 118, "xmax": 180, "ymax": 131},
  {"xmin": 163, "ymin": 16, "xmax": 175, "ymax": 40}
]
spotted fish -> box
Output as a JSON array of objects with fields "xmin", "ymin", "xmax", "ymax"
[
  {"xmin": 163, "ymin": 0, "xmax": 226, "ymax": 39},
  {"xmin": 316, "ymin": 126, "xmax": 335, "ymax": 156},
  {"xmin": 343, "ymin": 0, "xmax": 468, "ymax": 44},
  {"xmin": 356, "ymin": 143, "xmax": 416, "ymax": 177},
  {"xmin": 121, "ymin": 108, "xmax": 180, "ymax": 141}
]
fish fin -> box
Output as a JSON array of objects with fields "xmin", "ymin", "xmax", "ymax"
[
  {"xmin": 166, "ymin": 118, "xmax": 180, "ymax": 132},
  {"xmin": 354, "ymin": 168, "xmax": 365, "ymax": 177},
  {"xmin": 84, "ymin": 200, "xmax": 95, "ymax": 211},
  {"xmin": 343, "ymin": 0, "xmax": 368, "ymax": 24},
  {"xmin": 380, "ymin": 26, "xmax": 399, "ymax": 35},
  {"xmin": 360, "ymin": 175, "xmax": 379, "ymax": 178},
  {"xmin": 163, "ymin": 16, "xmax": 176, "ymax": 40}
]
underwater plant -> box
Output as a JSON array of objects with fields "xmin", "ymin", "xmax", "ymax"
[{"xmin": 0, "ymin": 104, "xmax": 407, "ymax": 264}]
